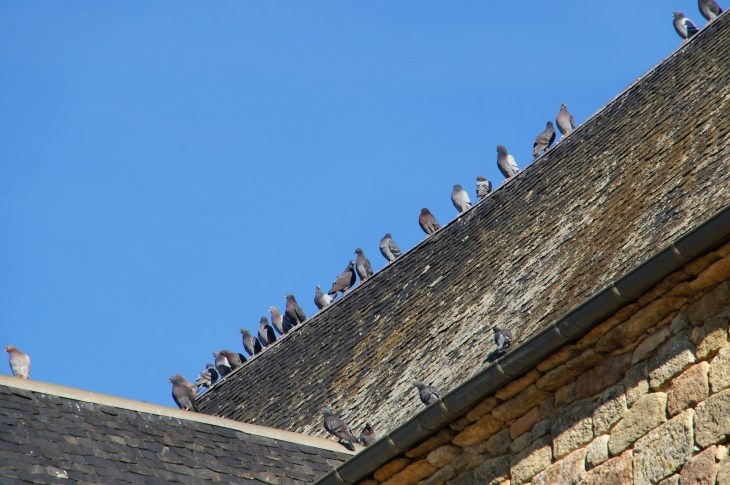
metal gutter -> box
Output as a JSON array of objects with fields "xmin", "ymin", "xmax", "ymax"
[{"xmin": 315, "ymin": 202, "xmax": 730, "ymax": 485}]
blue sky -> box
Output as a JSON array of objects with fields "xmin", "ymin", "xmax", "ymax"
[{"xmin": 0, "ymin": 1, "xmax": 708, "ymax": 407}]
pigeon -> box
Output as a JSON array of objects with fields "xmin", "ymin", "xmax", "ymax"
[
  {"xmin": 674, "ymin": 12, "xmax": 700, "ymax": 40},
  {"xmin": 699, "ymin": 0, "xmax": 723, "ymax": 21},
  {"xmin": 314, "ymin": 285, "xmax": 333, "ymax": 310},
  {"xmin": 360, "ymin": 422, "xmax": 378, "ymax": 447},
  {"xmin": 220, "ymin": 349, "xmax": 246, "ymax": 369},
  {"xmin": 194, "ymin": 364, "xmax": 219, "ymax": 393},
  {"xmin": 321, "ymin": 407, "xmax": 358, "ymax": 451},
  {"xmin": 328, "ymin": 261, "xmax": 357, "ymax": 297},
  {"xmin": 533, "ymin": 121, "xmax": 556, "ymax": 158},
  {"xmin": 379, "ymin": 233, "xmax": 402, "ymax": 263},
  {"xmin": 258, "ymin": 317, "xmax": 277, "ymax": 347},
  {"xmin": 556, "ymin": 103, "xmax": 576, "ymax": 139},
  {"xmin": 4, "ymin": 345, "xmax": 30, "ymax": 379},
  {"xmin": 170, "ymin": 374, "xmax": 198, "ymax": 411},
  {"xmin": 493, "ymin": 326, "xmax": 513, "ymax": 352},
  {"xmin": 451, "ymin": 184, "xmax": 472, "ymax": 213},
  {"xmin": 496, "ymin": 145, "xmax": 520, "ymax": 179},
  {"xmin": 213, "ymin": 351, "xmax": 232, "ymax": 377},
  {"xmin": 476, "ymin": 175, "xmax": 492, "ymax": 200},
  {"xmin": 354, "ymin": 248, "xmax": 374, "ymax": 283},
  {"xmin": 240, "ymin": 328, "xmax": 263, "ymax": 357},
  {"xmin": 285, "ymin": 294, "xmax": 306, "ymax": 325},
  {"xmin": 269, "ymin": 306, "xmax": 292, "ymax": 336},
  {"xmin": 419, "ymin": 208, "xmax": 440, "ymax": 235},
  {"xmin": 413, "ymin": 380, "xmax": 440, "ymax": 406}
]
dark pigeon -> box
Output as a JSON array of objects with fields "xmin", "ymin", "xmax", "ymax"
[
  {"xmin": 269, "ymin": 306, "xmax": 292, "ymax": 336},
  {"xmin": 493, "ymin": 326, "xmax": 513, "ymax": 352},
  {"xmin": 240, "ymin": 328, "xmax": 263, "ymax": 357},
  {"xmin": 476, "ymin": 175, "xmax": 492, "ymax": 199},
  {"xmin": 451, "ymin": 184, "xmax": 472, "ymax": 213},
  {"xmin": 556, "ymin": 103, "xmax": 576, "ymax": 139},
  {"xmin": 314, "ymin": 285, "xmax": 333, "ymax": 310},
  {"xmin": 220, "ymin": 349, "xmax": 246, "ymax": 369},
  {"xmin": 533, "ymin": 121, "xmax": 556, "ymax": 158},
  {"xmin": 194, "ymin": 363, "xmax": 219, "ymax": 393},
  {"xmin": 379, "ymin": 233, "xmax": 402, "ymax": 263},
  {"xmin": 170, "ymin": 374, "xmax": 197, "ymax": 411},
  {"xmin": 258, "ymin": 317, "xmax": 277, "ymax": 347},
  {"xmin": 4, "ymin": 345, "xmax": 30, "ymax": 379},
  {"xmin": 360, "ymin": 422, "xmax": 378, "ymax": 447},
  {"xmin": 674, "ymin": 12, "xmax": 700, "ymax": 39},
  {"xmin": 497, "ymin": 145, "xmax": 520, "ymax": 179},
  {"xmin": 413, "ymin": 380, "xmax": 440, "ymax": 406},
  {"xmin": 213, "ymin": 351, "xmax": 232, "ymax": 377},
  {"xmin": 354, "ymin": 248, "xmax": 374, "ymax": 283},
  {"xmin": 419, "ymin": 208, "xmax": 440, "ymax": 235},
  {"xmin": 699, "ymin": 0, "xmax": 723, "ymax": 21},
  {"xmin": 321, "ymin": 407, "xmax": 358, "ymax": 451},
  {"xmin": 285, "ymin": 294, "xmax": 306, "ymax": 325},
  {"xmin": 328, "ymin": 261, "xmax": 357, "ymax": 297}
]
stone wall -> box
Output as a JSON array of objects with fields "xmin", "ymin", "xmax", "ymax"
[{"xmin": 356, "ymin": 239, "xmax": 730, "ymax": 485}]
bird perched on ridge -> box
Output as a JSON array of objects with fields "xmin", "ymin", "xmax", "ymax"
[
  {"xmin": 556, "ymin": 104, "xmax": 576, "ymax": 139},
  {"xmin": 258, "ymin": 317, "xmax": 277, "ymax": 347},
  {"xmin": 496, "ymin": 145, "xmax": 519, "ymax": 179},
  {"xmin": 269, "ymin": 306, "xmax": 293, "ymax": 336},
  {"xmin": 4, "ymin": 345, "xmax": 30, "ymax": 379},
  {"xmin": 194, "ymin": 364, "xmax": 219, "ymax": 393},
  {"xmin": 285, "ymin": 294, "xmax": 306, "ymax": 325},
  {"xmin": 220, "ymin": 349, "xmax": 246, "ymax": 369},
  {"xmin": 419, "ymin": 208, "xmax": 440, "ymax": 235},
  {"xmin": 493, "ymin": 326, "xmax": 513, "ymax": 352},
  {"xmin": 699, "ymin": 0, "xmax": 723, "ymax": 22},
  {"xmin": 329, "ymin": 261, "xmax": 357, "ymax": 298},
  {"xmin": 354, "ymin": 248, "xmax": 373, "ymax": 283},
  {"xmin": 321, "ymin": 407, "xmax": 358, "ymax": 451},
  {"xmin": 240, "ymin": 329, "xmax": 263, "ymax": 357},
  {"xmin": 674, "ymin": 12, "xmax": 700, "ymax": 40},
  {"xmin": 413, "ymin": 380, "xmax": 440, "ymax": 406},
  {"xmin": 451, "ymin": 184, "xmax": 472, "ymax": 213},
  {"xmin": 314, "ymin": 285, "xmax": 333, "ymax": 310},
  {"xmin": 379, "ymin": 233, "xmax": 402, "ymax": 263},
  {"xmin": 213, "ymin": 351, "xmax": 232, "ymax": 377},
  {"xmin": 533, "ymin": 121, "xmax": 556, "ymax": 158},
  {"xmin": 476, "ymin": 175, "xmax": 492, "ymax": 200},
  {"xmin": 360, "ymin": 422, "xmax": 378, "ymax": 447},
  {"xmin": 170, "ymin": 374, "xmax": 197, "ymax": 412}
]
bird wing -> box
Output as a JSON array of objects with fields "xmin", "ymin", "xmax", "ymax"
[
  {"xmin": 295, "ymin": 304, "xmax": 306, "ymax": 322},
  {"xmin": 685, "ymin": 18, "xmax": 700, "ymax": 35},
  {"xmin": 254, "ymin": 338, "xmax": 263, "ymax": 353},
  {"xmin": 569, "ymin": 113, "xmax": 575, "ymax": 129},
  {"xmin": 326, "ymin": 416, "xmax": 356, "ymax": 442},
  {"xmin": 388, "ymin": 239, "xmax": 402, "ymax": 258},
  {"xmin": 266, "ymin": 326, "xmax": 277, "ymax": 344},
  {"xmin": 363, "ymin": 257, "xmax": 373, "ymax": 276},
  {"xmin": 507, "ymin": 155, "xmax": 519, "ymax": 173}
]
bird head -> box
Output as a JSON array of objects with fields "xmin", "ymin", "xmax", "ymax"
[
  {"xmin": 269, "ymin": 306, "xmax": 278, "ymax": 314},
  {"xmin": 354, "ymin": 248, "xmax": 363, "ymax": 255},
  {"xmin": 421, "ymin": 208, "xmax": 430, "ymax": 214},
  {"xmin": 365, "ymin": 422, "xmax": 373, "ymax": 429},
  {"xmin": 206, "ymin": 363, "xmax": 215, "ymax": 369},
  {"xmin": 547, "ymin": 121, "xmax": 554, "ymax": 128},
  {"xmin": 241, "ymin": 328, "xmax": 251, "ymax": 336},
  {"xmin": 169, "ymin": 376, "xmax": 178, "ymax": 384},
  {"xmin": 497, "ymin": 145, "xmax": 508, "ymax": 154},
  {"xmin": 348, "ymin": 261, "xmax": 354, "ymax": 267},
  {"xmin": 285, "ymin": 294, "xmax": 294, "ymax": 301},
  {"xmin": 320, "ymin": 407, "xmax": 333, "ymax": 415},
  {"xmin": 477, "ymin": 175, "xmax": 486, "ymax": 181},
  {"xmin": 213, "ymin": 351, "xmax": 220, "ymax": 358},
  {"xmin": 4, "ymin": 345, "xmax": 16, "ymax": 353},
  {"xmin": 453, "ymin": 184, "xmax": 462, "ymax": 190},
  {"xmin": 561, "ymin": 103, "xmax": 567, "ymax": 110},
  {"xmin": 673, "ymin": 11, "xmax": 684, "ymax": 18},
  {"xmin": 412, "ymin": 380, "xmax": 425, "ymax": 390},
  {"xmin": 385, "ymin": 233, "xmax": 391, "ymax": 238},
  {"xmin": 260, "ymin": 316, "xmax": 268, "ymax": 325}
]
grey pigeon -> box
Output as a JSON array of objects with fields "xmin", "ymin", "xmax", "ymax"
[
  {"xmin": 240, "ymin": 328, "xmax": 263, "ymax": 357},
  {"xmin": 419, "ymin": 208, "xmax": 440, "ymax": 235},
  {"xmin": 220, "ymin": 349, "xmax": 246, "ymax": 369},
  {"xmin": 379, "ymin": 233, "xmax": 402, "ymax": 263},
  {"xmin": 170, "ymin": 374, "xmax": 197, "ymax": 411},
  {"xmin": 314, "ymin": 285, "xmax": 333, "ymax": 310},
  {"xmin": 213, "ymin": 351, "xmax": 232, "ymax": 377},
  {"xmin": 476, "ymin": 175, "xmax": 492, "ymax": 199},
  {"xmin": 258, "ymin": 317, "xmax": 277, "ymax": 347},
  {"xmin": 533, "ymin": 121, "xmax": 556, "ymax": 158},
  {"xmin": 413, "ymin": 380, "xmax": 440, "ymax": 406},
  {"xmin": 496, "ymin": 145, "xmax": 520, "ymax": 179},
  {"xmin": 493, "ymin": 326, "xmax": 513, "ymax": 352},
  {"xmin": 674, "ymin": 12, "xmax": 700, "ymax": 39},
  {"xmin": 285, "ymin": 294, "xmax": 306, "ymax": 325},
  {"xmin": 451, "ymin": 184, "xmax": 472, "ymax": 213},
  {"xmin": 360, "ymin": 422, "xmax": 378, "ymax": 447},
  {"xmin": 4, "ymin": 345, "xmax": 30, "ymax": 379},
  {"xmin": 269, "ymin": 306, "xmax": 293, "ymax": 336},
  {"xmin": 699, "ymin": 0, "xmax": 723, "ymax": 21},
  {"xmin": 321, "ymin": 407, "xmax": 358, "ymax": 451},
  {"xmin": 354, "ymin": 248, "xmax": 374, "ymax": 283},
  {"xmin": 556, "ymin": 103, "xmax": 576, "ymax": 139},
  {"xmin": 328, "ymin": 261, "xmax": 357, "ymax": 297},
  {"xmin": 194, "ymin": 363, "xmax": 218, "ymax": 393}
]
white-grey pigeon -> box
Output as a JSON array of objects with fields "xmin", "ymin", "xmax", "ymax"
[
  {"xmin": 258, "ymin": 317, "xmax": 277, "ymax": 347},
  {"xmin": 329, "ymin": 261, "xmax": 357, "ymax": 297},
  {"xmin": 240, "ymin": 328, "xmax": 263, "ymax": 357},
  {"xmin": 451, "ymin": 184, "xmax": 472, "ymax": 213},
  {"xmin": 493, "ymin": 326, "xmax": 513, "ymax": 352},
  {"xmin": 496, "ymin": 145, "xmax": 519, "ymax": 179},
  {"xmin": 419, "ymin": 208, "xmax": 440, "ymax": 235},
  {"xmin": 269, "ymin": 306, "xmax": 293, "ymax": 336},
  {"xmin": 285, "ymin": 294, "xmax": 306, "ymax": 326},
  {"xmin": 354, "ymin": 248, "xmax": 373, "ymax": 283},
  {"xmin": 674, "ymin": 12, "xmax": 700, "ymax": 40},
  {"xmin": 4, "ymin": 345, "xmax": 30, "ymax": 379},
  {"xmin": 314, "ymin": 285, "xmax": 333, "ymax": 310},
  {"xmin": 213, "ymin": 351, "xmax": 232, "ymax": 377},
  {"xmin": 321, "ymin": 407, "xmax": 358, "ymax": 451},
  {"xmin": 413, "ymin": 380, "xmax": 440, "ymax": 406},
  {"xmin": 360, "ymin": 422, "xmax": 378, "ymax": 447},
  {"xmin": 170, "ymin": 374, "xmax": 197, "ymax": 412},
  {"xmin": 194, "ymin": 363, "xmax": 219, "ymax": 393},
  {"xmin": 476, "ymin": 175, "xmax": 492, "ymax": 200},
  {"xmin": 533, "ymin": 121, "xmax": 556, "ymax": 158},
  {"xmin": 699, "ymin": 0, "xmax": 723, "ymax": 21},
  {"xmin": 556, "ymin": 103, "xmax": 576, "ymax": 139},
  {"xmin": 379, "ymin": 233, "xmax": 402, "ymax": 263}
]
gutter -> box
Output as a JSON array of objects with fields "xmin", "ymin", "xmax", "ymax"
[{"xmin": 315, "ymin": 201, "xmax": 730, "ymax": 485}]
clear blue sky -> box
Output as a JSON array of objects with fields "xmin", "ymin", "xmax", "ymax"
[{"xmin": 0, "ymin": 1, "xmax": 706, "ymax": 406}]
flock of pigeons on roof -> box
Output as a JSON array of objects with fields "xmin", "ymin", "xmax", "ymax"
[{"xmin": 3, "ymin": 0, "xmax": 724, "ymax": 451}]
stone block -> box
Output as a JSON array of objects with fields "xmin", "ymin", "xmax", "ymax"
[
  {"xmin": 382, "ymin": 460, "xmax": 439, "ymax": 485},
  {"xmin": 566, "ymin": 349, "xmax": 606, "ymax": 372},
  {"xmin": 510, "ymin": 408, "xmax": 540, "ymax": 440},
  {"xmin": 427, "ymin": 445, "xmax": 463, "ymax": 468},
  {"xmin": 658, "ymin": 475, "xmax": 680, "ymax": 485},
  {"xmin": 632, "ymin": 410, "xmax": 694, "ymax": 485},
  {"xmin": 408, "ymin": 430, "xmax": 458, "ymax": 458},
  {"xmin": 585, "ymin": 435, "xmax": 610, "ymax": 470},
  {"xmin": 685, "ymin": 253, "xmax": 722, "ymax": 276},
  {"xmin": 638, "ymin": 270, "xmax": 691, "ymax": 306},
  {"xmin": 551, "ymin": 398, "xmax": 594, "ymax": 459},
  {"xmin": 510, "ymin": 432, "xmax": 532, "ymax": 454},
  {"xmin": 449, "ymin": 418, "xmax": 470, "ymax": 432},
  {"xmin": 670, "ymin": 313, "xmax": 690, "ymax": 333},
  {"xmin": 679, "ymin": 445, "xmax": 718, "ymax": 485},
  {"xmin": 577, "ymin": 450, "xmax": 633, "ymax": 485},
  {"xmin": 718, "ymin": 455, "xmax": 730, "ymax": 485},
  {"xmin": 576, "ymin": 303, "xmax": 640, "ymax": 350},
  {"xmin": 624, "ymin": 361, "xmax": 649, "ymax": 406},
  {"xmin": 695, "ymin": 315, "xmax": 729, "ymax": 360},
  {"xmin": 608, "ymin": 392, "xmax": 667, "ymax": 456},
  {"xmin": 453, "ymin": 415, "xmax": 504, "ymax": 447},
  {"xmin": 531, "ymin": 420, "xmax": 550, "ymax": 441},
  {"xmin": 487, "ymin": 428, "xmax": 511, "ymax": 457},
  {"xmin": 666, "ymin": 361, "xmax": 709, "ymax": 417},
  {"xmin": 592, "ymin": 383, "xmax": 627, "ymax": 435},
  {"xmin": 554, "ymin": 382, "xmax": 576, "ymax": 410},
  {"xmin": 465, "ymin": 398, "xmax": 499, "ymax": 423},
  {"xmin": 375, "ymin": 458, "xmax": 413, "ymax": 482},
  {"xmin": 532, "ymin": 447, "xmax": 586, "ymax": 485},
  {"xmin": 509, "ymin": 436, "xmax": 552, "ymax": 485},
  {"xmin": 538, "ymin": 395, "xmax": 554, "ymax": 420},
  {"xmin": 710, "ymin": 344, "xmax": 730, "ymax": 393},
  {"xmin": 421, "ymin": 465, "xmax": 455, "ymax": 485},
  {"xmin": 448, "ymin": 455, "xmax": 511, "ymax": 485},
  {"xmin": 495, "ymin": 371, "xmax": 542, "ymax": 402},
  {"xmin": 492, "ymin": 386, "xmax": 549, "ymax": 423},
  {"xmin": 695, "ymin": 389, "xmax": 730, "ymax": 448},
  {"xmin": 648, "ymin": 331, "xmax": 696, "ymax": 390},
  {"xmin": 535, "ymin": 365, "xmax": 581, "ymax": 392},
  {"xmin": 633, "ymin": 327, "xmax": 672, "ymax": 364},
  {"xmin": 688, "ymin": 282, "xmax": 730, "ymax": 325},
  {"xmin": 689, "ymin": 256, "xmax": 730, "ymax": 291},
  {"xmin": 719, "ymin": 241, "xmax": 730, "ymax": 258},
  {"xmin": 536, "ymin": 345, "xmax": 580, "ymax": 373},
  {"xmin": 575, "ymin": 353, "xmax": 631, "ymax": 399}
]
